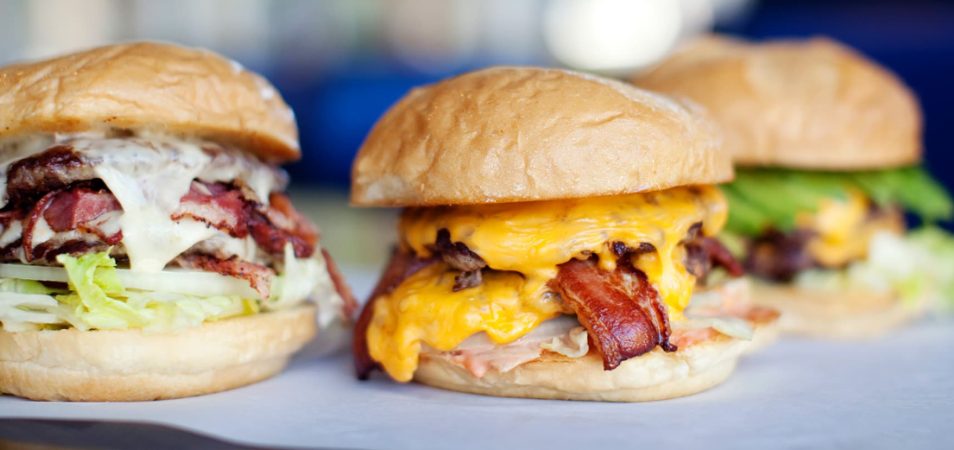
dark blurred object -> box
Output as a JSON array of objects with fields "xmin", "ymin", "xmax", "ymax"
[{"xmin": 0, "ymin": 419, "xmax": 303, "ymax": 450}]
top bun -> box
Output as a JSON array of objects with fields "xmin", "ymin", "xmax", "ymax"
[
  {"xmin": 0, "ymin": 42, "xmax": 299, "ymax": 163},
  {"xmin": 634, "ymin": 36, "xmax": 921, "ymax": 170},
  {"xmin": 351, "ymin": 66, "xmax": 730, "ymax": 207}
]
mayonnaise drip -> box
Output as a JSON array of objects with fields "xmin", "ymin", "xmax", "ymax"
[{"xmin": 0, "ymin": 131, "xmax": 287, "ymax": 272}]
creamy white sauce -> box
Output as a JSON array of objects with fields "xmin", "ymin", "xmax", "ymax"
[
  {"xmin": 0, "ymin": 221, "xmax": 21, "ymax": 248},
  {"xmin": 29, "ymin": 217, "xmax": 55, "ymax": 247},
  {"xmin": 26, "ymin": 217, "xmax": 101, "ymax": 253},
  {"xmin": 0, "ymin": 131, "xmax": 287, "ymax": 272},
  {"xmin": 83, "ymin": 140, "xmax": 215, "ymax": 272},
  {"xmin": 270, "ymin": 243, "xmax": 344, "ymax": 326}
]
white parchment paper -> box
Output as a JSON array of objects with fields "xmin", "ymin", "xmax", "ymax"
[{"xmin": 1, "ymin": 268, "xmax": 952, "ymax": 450}]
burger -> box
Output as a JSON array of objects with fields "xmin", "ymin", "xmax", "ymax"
[
  {"xmin": 350, "ymin": 67, "xmax": 778, "ymax": 401},
  {"xmin": 635, "ymin": 36, "xmax": 954, "ymax": 338},
  {"xmin": 0, "ymin": 43, "xmax": 356, "ymax": 401}
]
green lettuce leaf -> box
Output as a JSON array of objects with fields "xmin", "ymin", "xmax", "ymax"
[
  {"xmin": 47, "ymin": 252, "xmax": 257, "ymax": 331},
  {"xmin": 723, "ymin": 166, "xmax": 953, "ymax": 236},
  {"xmin": 908, "ymin": 227, "xmax": 954, "ymax": 306},
  {"xmin": 57, "ymin": 252, "xmax": 147, "ymax": 330}
]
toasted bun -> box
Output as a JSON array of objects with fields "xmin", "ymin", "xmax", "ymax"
[
  {"xmin": 352, "ymin": 66, "xmax": 731, "ymax": 207},
  {"xmin": 750, "ymin": 283, "xmax": 921, "ymax": 338},
  {"xmin": 415, "ymin": 332, "xmax": 749, "ymax": 402},
  {"xmin": 0, "ymin": 42, "xmax": 299, "ymax": 163},
  {"xmin": 634, "ymin": 36, "xmax": 921, "ymax": 169},
  {"xmin": 0, "ymin": 305, "xmax": 316, "ymax": 401}
]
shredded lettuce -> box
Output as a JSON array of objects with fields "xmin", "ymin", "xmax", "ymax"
[
  {"xmin": 0, "ymin": 252, "xmax": 272, "ymax": 332},
  {"xmin": 724, "ymin": 166, "xmax": 953, "ymax": 236},
  {"xmin": 57, "ymin": 251, "xmax": 147, "ymax": 329},
  {"xmin": 793, "ymin": 228, "xmax": 954, "ymax": 309}
]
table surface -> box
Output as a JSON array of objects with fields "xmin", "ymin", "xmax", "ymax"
[{"xmin": 2, "ymin": 268, "xmax": 952, "ymax": 450}]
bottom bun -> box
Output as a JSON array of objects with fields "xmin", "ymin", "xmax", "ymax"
[
  {"xmin": 0, "ymin": 304, "xmax": 317, "ymax": 401},
  {"xmin": 415, "ymin": 333, "xmax": 749, "ymax": 402},
  {"xmin": 750, "ymin": 283, "xmax": 920, "ymax": 339}
]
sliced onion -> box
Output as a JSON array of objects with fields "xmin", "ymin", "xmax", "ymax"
[
  {"xmin": 0, "ymin": 291, "xmax": 59, "ymax": 307},
  {"xmin": 0, "ymin": 263, "xmax": 258, "ymax": 298}
]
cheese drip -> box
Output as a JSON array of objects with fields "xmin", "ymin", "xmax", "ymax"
[
  {"xmin": 370, "ymin": 186, "xmax": 728, "ymax": 381},
  {"xmin": 368, "ymin": 264, "xmax": 561, "ymax": 381},
  {"xmin": 797, "ymin": 190, "xmax": 904, "ymax": 267}
]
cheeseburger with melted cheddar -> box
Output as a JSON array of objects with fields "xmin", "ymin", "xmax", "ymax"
[
  {"xmin": 635, "ymin": 36, "xmax": 954, "ymax": 338},
  {"xmin": 351, "ymin": 67, "xmax": 777, "ymax": 401},
  {"xmin": 0, "ymin": 43, "xmax": 355, "ymax": 401}
]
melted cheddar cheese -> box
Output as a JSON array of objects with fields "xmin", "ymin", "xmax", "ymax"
[
  {"xmin": 368, "ymin": 186, "xmax": 728, "ymax": 381},
  {"xmin": 367, "ymin": 264, "xmax": 562, "ymax": 381},
  {"xmin": 797, "ymin": 191, "xmax": 904, "ymax": 267}
]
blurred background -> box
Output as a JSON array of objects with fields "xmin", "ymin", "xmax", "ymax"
[{"xmin": 0, "ymin": 0, "xmax": 951, "ymax": 268}]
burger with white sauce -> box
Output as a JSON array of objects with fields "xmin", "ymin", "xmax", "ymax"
[{"xmin": 0, "ymin": 43, "xmax": 355, "ymax": 401}]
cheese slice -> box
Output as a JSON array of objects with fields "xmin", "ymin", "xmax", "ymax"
[
  {"xmin": 368, "ymin": 264, "xmax": 561, "ymax": 381},
  {"xmin": 798, "ymin": 190, "xmax": 904, "ymax": 267},
  {"xmin": 369, "ymin": 186, "xmax": 728, "ymax": 381}
]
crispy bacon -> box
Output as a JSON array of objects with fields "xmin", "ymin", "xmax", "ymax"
[
  {"xmin": 6, "ymin": 146, "xmax": 320, "ymax": 259},
  {"xmin": 179, "ymin": 254, "xmax": 275, "ymax": 299},
  {"xmin": 172, "ymin": 183, "xmax": 320, "ymax": 258},
  {"xmin": 683, "ymin": 223, "xmax": 745, "ymax": 283},
  {"xmin": 173, "ymin": 182, "xmax": 248, "ymax": 236},
  {"xmin": 700, "ymin": 237, "xmax": 744, "ymax": 277},
  {"xmin": 355, "ymin": 248, "xmax": 436, "ymax": 379},
  {"xmin": 427, "ymin": 228, "xmax": 486, "ymax": 291},
  {"xmin": 31, "ymin": 240, "xmax": 109, "ymax": 263},
  {"xmin": 248, "ymin": 193, "xmax": 318, "ymax": 258},
  {"xmin": 22, "ymin": 187, "xmax": 122, "ymax": 262},
  {"xmin": 42, "ymin": 188, "xmax": 121, "ymax": 233},
  {"xmin": 745, "ymin": 228, "xmax": 815, "ymax": 282},
  {"xmin": 549, "ymin": 258, "xmax": 675, "ymax": 370},
  {"xmin": 322, "ymin": 248, "xmax": 358, "ymax": 320}
]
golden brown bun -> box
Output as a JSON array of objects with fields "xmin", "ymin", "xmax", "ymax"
[
  {"xmin": 750, "ymin": 283, "xmax": 921, "ymax": 338},
  {"xmin": 634, "ymin": 36, "xmax": 921, "ymax": 169},
  {"xmin": 415, "ymin": 332, "xmax": 749, "ymax": 402},
  {"xmin": 0, "ymin": 305, "xmax": 316, "ymax": 401},
  {"xmin": 352, "ymin": 66, "xmax": 731, "ymax": 207},
  {"xmin": 0, "ymin": 42, "xmax": 299, "ymax": 163}
]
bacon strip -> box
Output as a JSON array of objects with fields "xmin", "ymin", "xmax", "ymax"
[
  {"xmin": 699, "ymin": 237, "xmax": 744, "ymax": 277},
  {"xmin": 248, "ymin": 192, "xmax": 318, "ymax": 258},
  {"xmin": 682, "ymin": 222, "xmax": 745, "ymax": 283},
  {"xmin": 22, "ymin": 187, "xmax": 122, "ymax": 262},
  {"xmin": 354, "ymin": 248, "xmax": 436, "ymax": 379},
  {"xmin": 549, "ymin": 258, "xmax": 675, "ymax": 370},
  {"xmin": 175, "ymin": 183, "xmax": 318, "ymax": 258},
  {"xmin": 427, "ymin": 228, "xmax": 487, "ymax": 291},
  {"xmin": 745, "ymin": 229, "xmax": 815, "ymax": 282},
  {"xmin": 322, "ymin": 248, "xmax": 358, "ymax": 320},
  {"xmin": 178, "ymin": 254, "xmax": 275, "ymax": 299},
  {"xmin": 173, "ymin": 182, "xmax": 248, "ymax": 237}
]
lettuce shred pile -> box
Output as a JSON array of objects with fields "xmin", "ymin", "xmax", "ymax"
[{"xmin": 0, "ymin": 252, "xmax": 258, "ymax": 332}]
